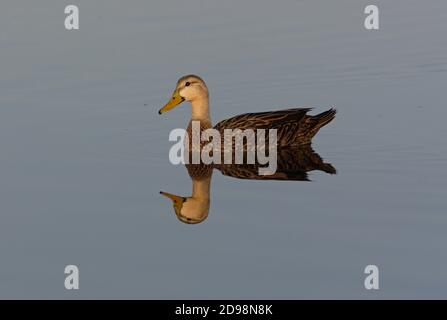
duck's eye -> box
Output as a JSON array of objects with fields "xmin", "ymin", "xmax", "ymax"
[{"xmin": 185, "ymin": 82, "xmax": 191, "ymax": 87}]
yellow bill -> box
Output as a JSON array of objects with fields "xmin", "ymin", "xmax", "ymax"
[
  {"xmin": 159, "ymin": 191, "xmax": 185, "ymax": 215},
  {"xmin": 159, "ymin": 191, "xmax": 204, "ymax": 224},
  {"xmin": 158, "ymin": 91, "xmax": 185, "ymax": 114}
]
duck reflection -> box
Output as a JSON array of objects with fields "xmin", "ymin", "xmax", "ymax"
[
  {"xmin": 160, "ymin": 144, "xmax": 335, "ymax": 224},
  {"xmin": 160, "ymin": 164, "xmax": 213, "ymax": 224}
]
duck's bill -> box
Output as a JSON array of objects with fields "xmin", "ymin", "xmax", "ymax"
[
  {"xmin": 159, "ymin": 191, "xmax": 184, "ymax": 202},
  {"xmin": 160, "ymin": 191, "xmax": 186, "ymax": 218},
  {"xmin": 158, "ymin": 91, "xmax": 185, "ymax": 114}
]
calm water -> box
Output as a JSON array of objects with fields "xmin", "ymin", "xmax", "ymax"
[{"xmin": 0, "ymin": 0, "xmax": 446, "ymax": 298}]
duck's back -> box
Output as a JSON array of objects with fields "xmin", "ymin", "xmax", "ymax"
[{"xmin": 214, "ymin": 108, "xmax": 336, "ymax": 146}]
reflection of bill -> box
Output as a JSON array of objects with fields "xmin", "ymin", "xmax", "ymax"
[{"xmin": 169, "ymin": 121, "xmax": 278, "ymax": 175}]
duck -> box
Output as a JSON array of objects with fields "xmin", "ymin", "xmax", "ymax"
[{"xmin": 158, "ymin": 74, "xmax": 336, "ymax": 147}]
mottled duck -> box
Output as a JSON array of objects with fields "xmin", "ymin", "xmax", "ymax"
[{"xmin": 158, "ymin": 74, "xmax": 336, "ymax": 147}]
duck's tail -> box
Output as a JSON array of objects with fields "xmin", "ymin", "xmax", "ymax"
[{"xmin": 306, "ymin": 108, "xmax": 336, "ymax": 140}]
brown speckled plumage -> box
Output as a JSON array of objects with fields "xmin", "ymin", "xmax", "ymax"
[
  {"xmin": 214, "ymin": 108, "xmax": 336, "ymax": 147},
  {"xmin": 184, "ymin": 108, "xmax": 336, "ymax": 160}
]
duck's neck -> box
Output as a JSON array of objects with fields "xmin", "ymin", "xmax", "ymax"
[
  {"xmin": 191, "ymin": 96, "xmax": 211, "ymax": 122},
  {"xmin": 191, "ymin": 176, "xmax": 211, "ymax": 201}
]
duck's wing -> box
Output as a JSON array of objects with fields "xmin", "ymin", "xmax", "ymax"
[
  {"xmin": 214, "ymin": 108, "xmax": 312, "ymax": 132},
  {"xmin": 214, "ymin": 108, "xmax": 335, "ymax": 146}
]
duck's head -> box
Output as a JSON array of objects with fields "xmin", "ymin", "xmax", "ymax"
[
  {"xmin": 158, "ymin": 75, "xmax": 209, "ymax": 115},
  {"xmin": 159, "ymin": 191, "xmax": 209, "ymax": 224}
]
